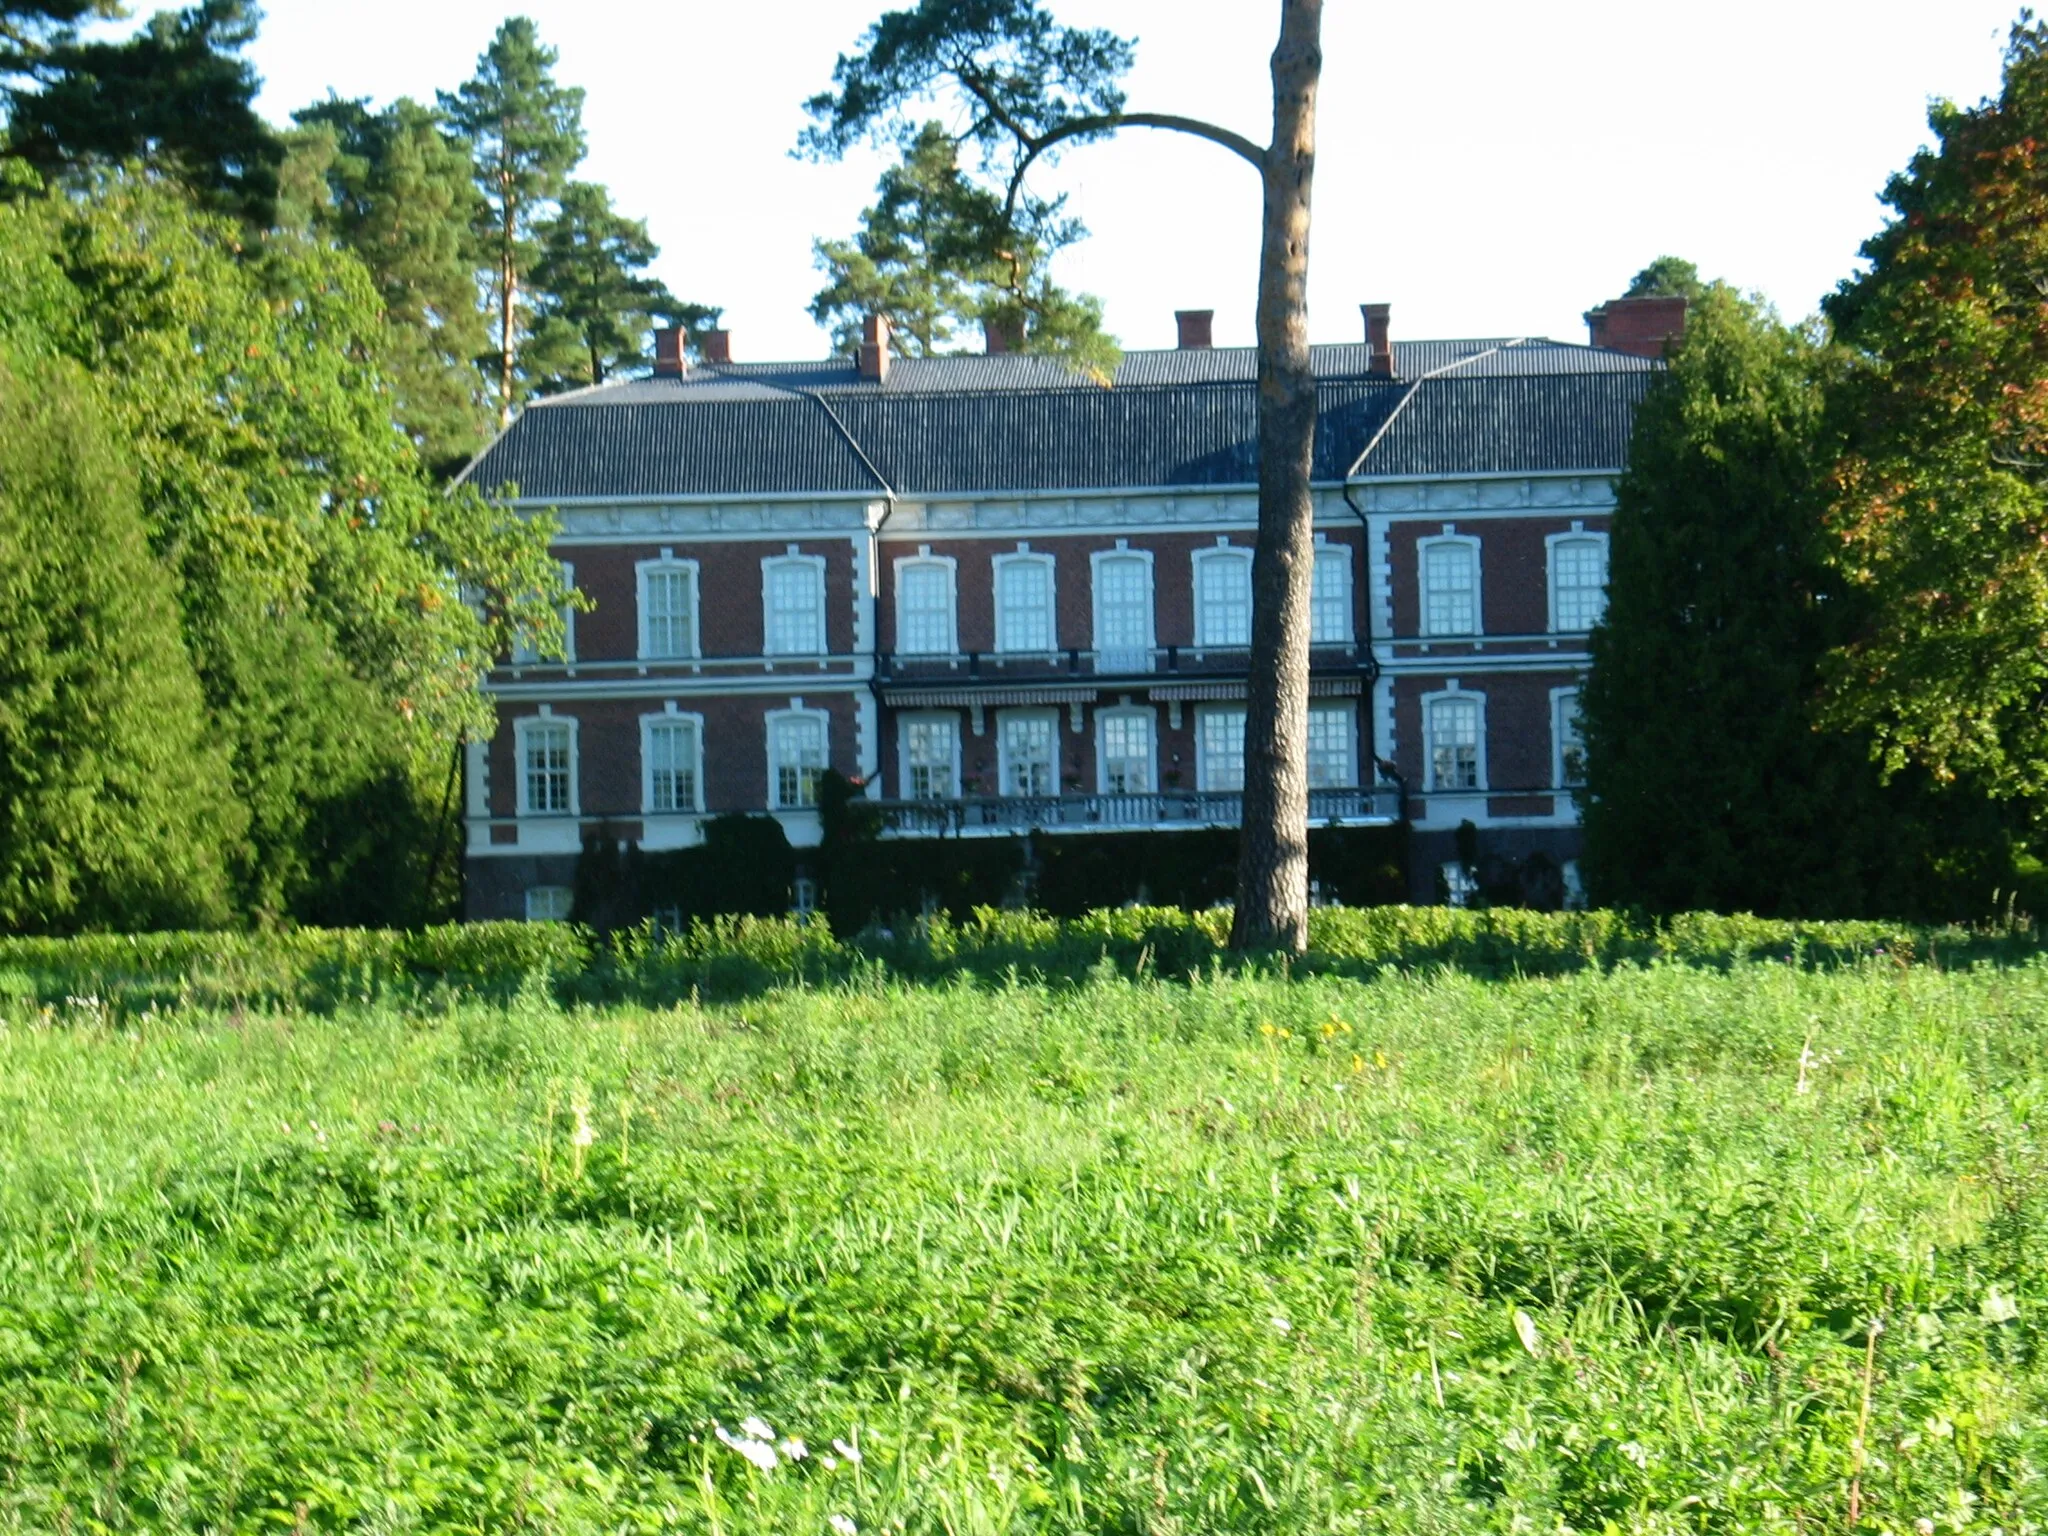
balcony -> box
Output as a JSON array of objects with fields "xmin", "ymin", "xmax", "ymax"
[
  {"xmin": 875, "ymin": 644, "xmax": 1375, "ymax": 706},
  {"xmin": 875, "ymin": 785, "xmax": 1403, "ymax": 838}
]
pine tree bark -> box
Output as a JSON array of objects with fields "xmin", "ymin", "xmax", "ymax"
[{"xmin": 1230, "ymin": 0, "xmax": 1323, "ymax": 954}]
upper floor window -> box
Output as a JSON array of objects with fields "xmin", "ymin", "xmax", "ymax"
[
  {"xmin": 1093, "ymin": 550, "xmax": 1154, "ymax": 672},
  {"xmin": 994, "ymin": 554, "xmax": 1056, "ymax": 654},
  {"xmin": 1549, "ymin": 534, "xmax": 1609, "ymax": 633},
  {"xmin": 511, "ymin": 560, "xmax": 576, "ymax": 665},
  {"xmin": 1311, "ymin": 544, "xmax": 1352, "ymax": 644},
  {"xmin": 896, "ymin": 556, "xmax": 957, "ymax": 655},
  {"xmin": 769, "ymin": 711, "xmax": 827, "ymax": 809},
  {"xmin": 1099, "ymin": 708, "xmax": 1155, "ymax": 794},
  {"xmin": 1193, "ymin": 547, "xmax": 1252, "ymax": 648},
  {"xmin": 1554, "ymin": 689, "xmax": 1587, "ymax": 788},
  {"xmin": 999, "ymin": 711, "xmax": 1057, "ymax": 796},
  {"xmin": 764, "ymin": 555, "xmax": 826, "ymax": 656},
  {"xmin": 638, "ymin": 556, "xmax": 699, "ymax": 660},
  {"xmin": 643, "ymin": 714, "xmax": 703, "ymax": 813},
  {"xmin": 1306, "ymin": 703, "xmax": 1356, "ymax": 789},
  {"xmin": 1420, "ymin": 537, "xmax": 1479, "ymax": 637},
  {"xmin": 902, "ymin": 714, "xmax": 959, "ymax": 800},
  {"xmin": 1426, "ymin": 694, "xmax": 1482, "ymax": 792},
  {"xmin": 1198, "ymin": 706, "xmax": 1246, "ymax": 792},
  {"xmin": 516, "ymin": 715, "xmax": 577, "ymax": 816}
]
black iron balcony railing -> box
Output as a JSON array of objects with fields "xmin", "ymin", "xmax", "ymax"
[
  {"xmin": 874, "ymin": 643, "xmax": 1375, "ymax": 688},
  {"xmin": 874, "ymin": 785, "xmax": 1402, "ymax": 838}
]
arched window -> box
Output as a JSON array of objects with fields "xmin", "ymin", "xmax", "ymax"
[
  {"xmin": 1310, "ymin": 543, "xmax": 1353, "ymax": 644},
  {"xmin": 763, "ymin": 554, "xmax": 827, "ymax": 656},
  {"xmin": 1423, "ymin": 691, "xmax": 1484, "ymax": 792},
  {"xmin": 895, "ymin": 555, "xmax": 957, "ymax": 655},
  {"xmin": 1091, "ymin": 550, "xmax": 1155, "ymax": 673},
  {"xmin": 1418, "ymin": 536, "xmax": 1480, "ymax": 637},
  {"xmin": 637, "ymin": 555, "xmax": 700, "ymax": 659},
  {"xmin": 1548, "ymin": 534, "xmax": 1609, "ymax": 633},
  {"xmin": 642, "ymin": 711, "xmax": 704, "ymax": 813},
  {"xmin": 1192, "ymin": 546, "xmax": 1253, "ymax": 648},
  {"xmin": 993, "ymin": 553, "xmax": 1057, "ymax": 653}
]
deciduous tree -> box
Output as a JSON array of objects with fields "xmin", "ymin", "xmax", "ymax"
[{"xmin": 806, "ymin": 0, "xmax": 1325, "ymax": 950}]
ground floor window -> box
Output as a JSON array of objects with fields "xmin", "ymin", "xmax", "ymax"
[
  {"xmin": 1306, "ymin": 703, "xmax": 1357, "ymax": 789},
  {"xmin": 645, "ymin": 716, "xmax": 702, "ymax": 813},
  {"xmin": 1427, "ymin": 695, "xmax": 1482, "ymax": 792},
  {"xmin": 1100, "ymin": 709, "xmax": 1154, "ymax": 794},
  {"xmin": 1554, "ymin": 689, "xmax": 1587, "ymax": 789},
  {"xmin": 519, "ymin": 718, "xmax": 575, "ymax": 815},
  {"xmin": 1000, "ymin": 712, "xmax": 1056, "ymax": 796},
  {"xmin": 525, "ymin": 885, "xmax": 574, "ymax": 922},
  {"xmin": 770, "ymin": 713, "xmax": 827, "ymax": 809},
  {"xmin": 1198, "ymin": 707, "xmax": 1245, "ymax": 792},
  {"xmin": 903, "ymin": 715, "xmax": 959, "ymax": 799}
]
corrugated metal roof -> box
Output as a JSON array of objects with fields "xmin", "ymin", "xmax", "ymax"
[{"xmin": 464, "ymin": 336, "xmax": 1653, "ymax": 500}]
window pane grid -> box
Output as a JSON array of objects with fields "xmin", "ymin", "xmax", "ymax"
[
  {"xmin": 997, "ymin": 560, "xmax": 1054, "ymax": 653},
  {"xmin": 899, "ymin": 563, "xmax": 954, "ymax": 655},
  {"xmin": 767, "ymin": 562, "xmax": 823, "ymax": 655},
  {"xmin": 1553, "ymin": 540, "xmax": 1607, "ymax": 632},
  {"xmin": 647, "ymin": 720, "xmax": 699, "ymax": 812},
  {"xmin": 1311, "ymin": 550, "xmax": 1350, "ymax": 643},
  {"xmin": 1423, "ymin": 543, "xmax": 1477, "ymax": 636},
  {"xmin": 1196, "ymin": 554, "xmax": 1251, "ymax": 647},
  {"xmin": 1200, "ymin": 708, "xmax": 1246, "ymax": 792},
  {"xmin": 1428, "ymin": 698, "xmax": 1480, "ymax": 791},
  {"xmin": 1101, "ymin": 713, "xmax": 1152, "ymax": 793},
  {"xmin": 1556, "ymin": 692, "xmax": 1587, "ymax": 787},
  {"xmin": 524, "ymin": 723, "xmax": 572, "ymax": 814},
  {"xmin": 1002, "ymin": 715, "xmax": 1055, "ymax": 796},
  {"xmin": 644, "ymin": 567, "xmax": 695, "ymax": 658},
  {"xmin": 773, "ymin": 717, "xmax": 825, "ymax": 808},
  {"xmin": 1306, "ymin": 705, "xmax": 1354, "ymax": 789},
  {"xmin": 905, "ymin": 718, "xmax": 957, "ymax": 799},
  {"xmin": 1095, "ymin": 556, "xmax": 1151, "ymax": 666}
]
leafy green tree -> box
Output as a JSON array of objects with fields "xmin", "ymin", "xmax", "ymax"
[
  {"xmin": 2, "ymin": 0, "xmax": 282, "ymax": 223},
  {"xmin": 806, "ymin": 0, "xmax": 1326, "ymax": 951},
  {"xmin": 285, "ymin": 97, "xmax": 493, "ymax": 477},
  {"xmin": 1624, "ymin": 255, "xmax": 1707, "ymax": 301},
  {"xmin": 1819, "ymin": 19, "xmax": 2048, "ymax": 803},
  {"xmin": 0, "ymin": 349, "xmax": 241, "ymax": 932},
  {"xmin": 439, "ymin": 16, "xmax": 586, "ymax": 426},
  {"xmin": 527, "ymin": 179, "xmax": 694, "ymax": 391},
  {"xmin": 0, "ymin": 0, "xmax": 118, "ymax": 77},
  {"xmin": 1581, "ymin": 284, "xmax": 2018, "ymax": 918}
]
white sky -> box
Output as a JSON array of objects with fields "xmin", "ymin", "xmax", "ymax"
[{"xmin": 220, "ymin": 0, "xmax": 2019, "ymax": 360}]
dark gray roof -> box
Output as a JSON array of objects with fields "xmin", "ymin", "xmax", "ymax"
[{"xmin": 465, "ymin": 337, "xmax": 1653, "ymax": 500}]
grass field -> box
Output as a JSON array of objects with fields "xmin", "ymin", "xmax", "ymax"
[{"xmin": 5, "ymin": 955, "xmax": 2048, "ymax": 1532}]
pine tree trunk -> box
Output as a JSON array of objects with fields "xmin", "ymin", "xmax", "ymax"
[
  {"xmin": 498, "ymin": 175, "xmax": 517, "ymax": 430},
  {"xmin": 1231, "ymin": 0, "xmax": 1323, "ymax": 954}
]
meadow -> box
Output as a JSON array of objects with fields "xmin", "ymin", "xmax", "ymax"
[{"xmin": 4, "ymin": 921, "xmax": 2048, "ymax": 1532}]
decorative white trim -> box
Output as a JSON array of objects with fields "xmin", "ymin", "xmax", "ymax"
[
  {"xmin": 635, "ymin": 556, "xmax": 701, "ymax": 660},
  {"xmin": 1190, "ymin": 543, "xmax": 1254, "ymax": 648},
  {"xmin": 761, "ymin": 552, "xmax": 829, "ymax": 656},
  {"xmin": 1419, "ymin": 685, "xmax": 1487, "ymax": 793},
  {"xmin": 893, "ymin": 552, "xmax": 959, "ymax": 656},
  {"xmin": 639, "ymin": 710, "xmax": 706, "ymax": 814},
  {"xmin": 513, "ymin": 713, "xmax": 580, "ymax": 818},
  {"xmin": 991, "ymin": 550, "xmax": 1059, "ymax": 654},
  {"xmin": 1089, "ymin": 546, "xmax": 1156, "ymax": 667},
  {"xmin": 1544, "ymin": 530, "xmax": 1610, "ymax": 634},
  {"xmin": 1417, "ymin": 533, "xmax": 1483, "ymax": 639}
]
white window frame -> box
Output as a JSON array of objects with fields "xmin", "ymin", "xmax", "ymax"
[
  {"xmin": 992, "ymin": 551, "xmax": 1058, "ymax": 655},
  {"xmin": 1420, "ymin": 687, "xmax": 1486, "ymax": 793},
  {"xmin": 997, "ymin": 708, "xmax": 1059, "ymax": 797},
  {"xmin": 514, "ymin": 713, "xmax": 580, "ymax": 818},
  {"xmin": 636, "ymin": 555, "xmax": 701, "ymax": 660},
  {"xmin": 1195, "ymin": 704, "xmax": 1247, "ymax": 792},
  {"xmin": 1546, "ymin": 531, "xmax": 1610, "ymax": 634},
  {"xmin": 1191, "ymin": 544, "xmax": 1254, "ymax": 649},
  {"xmin": 1552, "ymin": 686, "xmax": 1587, "ymax": 790},
  {"xmin": 640, "ymin": 710, "xmax": 705, "ymax": 815},
  {"xmin": 1311, "ymin": 541, "xmax": 1353, "ymax": 645},
  {"xmin": 1306, "ymin": 700, "xmax": 1358, "ymax": 789},
  {"xmin": 525, "ymin": 885, "xmax": 575, "ymax": 922},
  {"xmin": 1096, "ymin": 705, "xmax": 1158, "ymax": 795},
  {"xmin": 897, "ymin": 711, "xmax": 963, "ymax": 800},
  {"xmin": 894, "ymin": 553, "xmax": 959, "ymax": 656},
  {"xmin": 766, "ymin": 707, "xmax": 831, "ymax": 811},
  {"xmin": 762, "ymin": 552, "xmax": 828, "ymax": 657},
  {"xmin": 1090, "ymin": 547, "xmax": 1156, "ymax": 672},
  {"xmin": 1418, "ymin": 535, "xmax": 1482, "ymax": 638},
  {"xmin": 511, "ymin": 559, "xmax": 576, "ymax": 665}
]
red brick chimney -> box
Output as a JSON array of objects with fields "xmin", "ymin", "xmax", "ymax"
[
  {"xmin": 860, "ymin": 313, "xmax": 891, "ymax": 381},
  {"xmin": 1585, "ymin": 295, "xmax": 1686, "ymax": 359},
  {"xmin": 1175, "ymin": 309, "xmax": 1214, "ymax": 349},
  {"xmin": 701, "ymin": 328, "xmax": 732, "ymax": 366},
  {"xmin": 983, "ymin": 317, "xmax": 1011, "ymax": 355},
  {"xmin": 1361, "ymin": 303, "xmax": 1393, "ymax": 376},
  {"xmin": 654, "ymin": 325, "xmax": 687, "ymax": 377}
]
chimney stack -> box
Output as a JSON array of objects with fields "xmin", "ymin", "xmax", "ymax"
[
  {"xmin": 1362, "ymin": 303, "xmax": 1393, "ymax": 376},
  {"xmin": 983, "ymin": 317, "xmax": 1011, "ymax": 355},
  {"xmin": 1585, "ymin": 295, "xmax": 1686, "ymax": 359},
  {"xmin": 1175, "ymin": 309, "xmax": 1214, "ymax": 350},
  {"xmin": 860, "ymin": 312, "xmax": 891, "ymax": 381},
  {"xmin": 654, "ymin": 325, "xmax": 687, "ymax": 377},
  {"xmin": 701, "ymin": 328, "xmax": 732, "ymax": 366}
]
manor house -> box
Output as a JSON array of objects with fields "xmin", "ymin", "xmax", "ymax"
[{"xmin": 458, "ymin": 294, "xmax": 1680, "ymax": 920}]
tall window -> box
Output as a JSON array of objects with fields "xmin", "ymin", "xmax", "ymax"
[
  {"xmin": 1427, "ymin": 696, "xmax": 1481, "ymax": 792},
  {"xmin": 1100, "ymin": 710, "xmax": 1154, "ymax": 793},
  {"xmin": 1198, "ymin": 707, "xmax": 1246, "ymax": 792},
  {"xmin": 1094, "ymin": 553, "xmax": 1153, "ymax": 672},
  {"xmin": 995, "ymin": 555, "xmax": 1055, "ymax": 653},
  {"xmin": 525, "ymin": 886, "xmax": 574, "ymax": 922},
  {"xmin": 897, "ymin": 558, "xmax": 956, "ymax": 655},
  {"xmin": 1000, "ymin": 712, "xmax": 1056, "ymax": 796},
  {"xmin": 1306, "ymin": 704, "xmax": 1356, "ymax": 789},
  {"xmin": 1311, "ymin": 546, "xmax": 1352, "ymax": 644},
  {"xmin": 1550, "ymin": 536, "xmax": 1608, "ymax": 633},
  {"xmin": 519, "ymin": 718, "xmax": 575, "ymax": 815},
  {"xmin": 511, "ymin": 560, "xmax": 575, "ymax": 665},
  {"xmin": 644, "ymin": 716, "xmax": 702, "ymax": 813},
  {"xmin": 639, "ymin": 559, "xmax": 698, "ymax": 659},
  {"xmin": 770, "ymin": 714, "xmax": 826, "ymax": 809},
  {"xmin": 1421, "ymin": 539, "xmax": 1479, "ymax": 637},
  {"xmin": 1194, "ymin": 548, "xmax": 1252, "ymax": 647},
  {"xmin": 903, "ymin": 716, "xmax": 959, "ymax": 799},
  {"xmin": 1555, "ymin": 689, "xmax": 1587, "ymax": 788},
  {"xmin": 764, "ymin": 557, "xmax": 825, "ymax": 656}
]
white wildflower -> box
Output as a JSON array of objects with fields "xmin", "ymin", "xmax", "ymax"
[
  {"xmin": 742, "ymin": 1415, "xmax": 775, "ymax": 1441},
  {"xmin": 780, "ymin": 1437, "xmax": 808, "ymax": 1461},
  {"xmin": 821, "ymin": 1454, "xmax": 839, "ymax": 1471},
  {"xmin": 1619, "ymin": 1441, "xmax": 1649, "ymax": 1469},
  {"xmin": 570, "ymin": 1102, "xmax": 595, "ymax": 1150},
  {"xmin": 832, "ymin": 1437, "xmax": 863, "ymax": 1464},
  {"xmin": 716, "ymin": 1424, "xmax": 779, "ymax": 1473},
  {"xmin": 1513, "ymin": 1309, "xmax": 1542, "ymax": 1357},
  {"xmin": 1915, "ymin": 1521, "xmax": 1935, "ymax": 1536},
  {"xmin": 829, "ymin": 1517, "xmax": 858, "ymax": 1536},
  {"xmin": 1270, "ymin": 1314, "xmax": 1292, "ymax": 1335},
  {"xmin": 1982, "ymin": 1286, "xmax": 2020, "ymax": 1325}
]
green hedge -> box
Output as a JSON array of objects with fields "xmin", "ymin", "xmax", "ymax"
[{"xmin": 0, "ymin": 905, "xmax": 2028, "ymax": 1014}]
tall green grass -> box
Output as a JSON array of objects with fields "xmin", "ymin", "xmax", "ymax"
[{"xmin": 5, "ymin": 960, "xmax": 2048, "ymax": 1530}]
